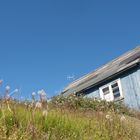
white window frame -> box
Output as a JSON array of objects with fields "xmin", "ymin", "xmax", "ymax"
[{"xmin": 99, "ymin": 79, "xmax": 123, "ymax": 102}]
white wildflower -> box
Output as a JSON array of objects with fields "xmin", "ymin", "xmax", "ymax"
[
  {"xmin": 38, "ymin": 90, "xmax": 42, "ymax": 95},
  {"xmin": 120, "ymin": 115, "xmax": 126, "ymax": 122},
  {"xmin": 106, "ymin": 114, "xmax": 112, "ymax": 120},
  {"xmin": 5, "ymin": 85, "xmax": 10, "ymax": 91},
  {"xmin": 38, "ymin": 89, "xmax": 46, "ymax": 96},
  {"xmin": 32, "ymin": 92, "xmax": 36, "ymax": 96},
  {"xmin": 35, "ymin": 102, "xmax": 42, "ymax": 109},
  {"xmin": 38, "ymin": 89, "xmax": 47, "ymax": 102},
  {"xmin": 28, "ymin": 104, "xmax": 33, "ymax": 108},
  {"xmin": 41, "ymin": 91, "xmax": 46, "ymax": 97}
]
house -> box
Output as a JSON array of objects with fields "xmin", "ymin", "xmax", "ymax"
[{"xmin": 62, "ymin": 46, "xmax": 140, "ymax": 110}]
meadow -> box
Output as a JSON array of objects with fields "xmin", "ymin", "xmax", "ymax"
[{"xmin": 0, "ymin": 95, "xmax": 140, "ymax": 140}]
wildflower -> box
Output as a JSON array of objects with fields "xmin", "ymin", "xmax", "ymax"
[
  {"xmin": 29, "ymin": 104, "xmax": 33, "ymax": 108},
  {"xmin": 41, "ymin": 91, "xmax": 46, "ymax": 97},
  {"xmin": 42, "ymin": 110, "xmax": 48, "ymax": 117},
  {"xmin": 105, "ymin": 114, "xmax": 113, "ymax": 121},
  {"xmin": 38, "ymin": 89, "xmax": 47, "ymax": 101},
  {"xmin": 5, "ymin": 85, "xmax": 10, "ymax": 91},
  {"xmin": 120, "ymin": 115, "xmax": 126, "ymax": 122},
  {"xmin": 32, "ymin": 92, "xmax": 36, "ymax": 96},
  {"xmin": 38, "ymin": 90, "xmax": 43, "ymax": 96},
  {"xmin": 106, "ymin": 114, "xmax": 111, "ymax": 120},
  {"xmin": 38, "ymin": 89, "xmax": 46, "ymax": 97},
  {"xmin": 35, "ymin": 102, "xmax": 42, "ymax": 109},
  {"xmin": 32, "ymin": 92, "xmax": 36, "ymax": 101}
]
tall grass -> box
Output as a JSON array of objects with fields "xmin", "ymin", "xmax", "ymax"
[{"xmin": 0, "ymin": 96, "xmax": 139, "ymax": 140}]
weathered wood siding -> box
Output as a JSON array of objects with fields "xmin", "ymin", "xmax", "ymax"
[
  {"xmin": 121, "ymin": 68, "xmax": 140, "ymax": 110},
  {"xmin": 84, "ymin": 65, "xmax": 140, "ymax": 110},
  {"xmin": 85, "ymin": 89, "xmax": 100, "ymax": 98}
]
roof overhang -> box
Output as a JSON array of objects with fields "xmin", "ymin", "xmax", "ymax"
[{"xmin": 62, "ymin": 46, "xmax": 140, "ymax": 96}]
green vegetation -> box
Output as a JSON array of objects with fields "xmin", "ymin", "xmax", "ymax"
[{"xmin": 0, "ymin": 96, "xmax": 139, "ymax": 140}]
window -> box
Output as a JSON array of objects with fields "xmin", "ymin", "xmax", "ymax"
[
  {"xmin": 99, "ymin": 79, "xmax": 123, "ymax": 101},
  {"xmin": 111, "ymin": 82, "xmax": 120, "ymax": 99}
]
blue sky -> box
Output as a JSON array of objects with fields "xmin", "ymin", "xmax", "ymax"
[{"xmin": 0, "ymin": 0, "xmax": 140, "ymax": 99}]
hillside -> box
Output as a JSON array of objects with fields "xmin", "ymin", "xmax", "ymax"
[{"xmin": 0, "ymin": 96, "xmax": 140, "ymax": 140}]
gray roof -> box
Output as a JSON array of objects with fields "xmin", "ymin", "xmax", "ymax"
[{"xmin": 62, "ymin": 46, "xmax": 140, "ymax": 96}]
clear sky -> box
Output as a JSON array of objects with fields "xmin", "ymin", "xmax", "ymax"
[{"xmin": 0, "ymin": 0, "xmax": 140, "ymax": 99}]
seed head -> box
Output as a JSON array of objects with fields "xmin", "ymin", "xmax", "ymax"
[
  {"xmin": 5, "ymin": 85, "xmax": 10, "ymax": 91},
  {"xmin": 32, "ymin": 92, "xmax": 36, "ymax": 96},
  {"xmin": 106, "ymin": 114, "xmax": 111, "ymax": 120},
  {"xmin": 35, "ymin": 102, "xmax": 42, "ymax": 109},
  {"xmin": 120, "ymin": 115, "xmax": 126, "ymax": 122}
]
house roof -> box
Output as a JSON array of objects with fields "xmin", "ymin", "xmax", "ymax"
[{"xmin": 62, "ymin": 46, "xmax": 140, "ymax": 96}]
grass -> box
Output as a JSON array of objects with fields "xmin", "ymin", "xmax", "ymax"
[{"xmin": 0, "ymin": 96, "xmax": 139, "ymax": 140}]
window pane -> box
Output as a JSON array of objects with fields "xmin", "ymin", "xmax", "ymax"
[
  {"xmin": 114, "ymin": 91, "xmax": 120, "ymax": 98},
  {"xmin": 112, "ymin": 87, "xmax": 119, "ymax": 93},
  {"xmin": 102, "ymin": 87, "xmax": 110, "ymax": 95},
  {"xmin": 111, "ymin": 82, "xmax": 120, "ymax": 99},
  {"xmin": 111, "ymin": 83, "xmax": 118, "ymax": 88}
]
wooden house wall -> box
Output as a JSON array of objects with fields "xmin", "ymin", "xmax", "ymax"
[
  {"xmin": 84, "ymin": 65, "xmax": 140, "ymax": 110},
  {"xmin": 121, "ymin": 68, "xmax": 140, "ymax": 110}
]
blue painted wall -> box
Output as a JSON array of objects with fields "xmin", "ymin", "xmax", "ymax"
[
  {"xmin": 85, "ymin": 89, "xmax": 100, "ymax": 99},
  {"xmin": 121, "ymin": 68, "xmax": 140, "ymax": 110},
  {"xmin": 84, "ymin": 65, "xmax": 140, "ymax": 110}
]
